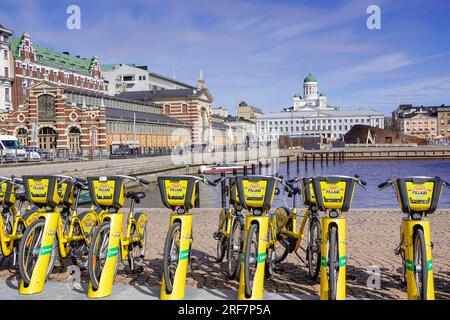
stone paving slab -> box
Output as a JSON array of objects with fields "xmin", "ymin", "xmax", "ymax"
[{"xmin": 1, "ymin": 208, "xmax": 449, "ymax": 300}]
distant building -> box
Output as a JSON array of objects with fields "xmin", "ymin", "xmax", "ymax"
[
  {"xmin": 8, "ymin": 32, "xmax": 105, "ymax": 111},
  {"xmin": 344, "ymin": 124, "xmax": 427, "ymax": 145},
  {"xmin": 398, "ymin": 113, "xmax": 438, "ymax": 140},
  {"xmin": 237, "ymin": 101, "xmax": 263, "ymax": 122},
  {"xmin": 256, "ymin": 109, "xmax": 384, "ymax": 142},
  {"xmin": 102, "ymin": 63, "xmax": 195, "ymax": 96},
  {"xmin": 437, "ymin": 107, "xmax": 450, "ymax": 141},
  {"xmin": 117, "ymin": 72, "xmax": 227, "ymax": 146},
  {"xmin": 0, "ymin": 24, "xmax": 13, "ymax": 112},
  {"xmin": 391, "ymin": 104, "xmax": 440, "ymax": 131},
  {"xmin": 293, "ymin": 73, "xmax": 338, "ymax": 111},
  {"xmin": 223, "ymin": 115, "xmax": 256, "ymax": 145},
  {"xmin": 211, "ymin": 106, "xmax": 228, "ymax": 118}
]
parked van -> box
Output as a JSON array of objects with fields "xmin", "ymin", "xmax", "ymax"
[{"xmin": 0, "ymin": 135, "xmax": 27, "ymax": 162}]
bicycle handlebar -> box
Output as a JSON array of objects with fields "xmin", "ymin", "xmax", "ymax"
[
  {"xmin": 444, "ymin": 180, "xmax": 450, "ymax": 188},
  {"xmin": 109, "ymin": 175, "xmax": 150, "ymax": 186},
  {"xmin": 378, "ymin": 179, "xmax": 393, "ymax": 190}
]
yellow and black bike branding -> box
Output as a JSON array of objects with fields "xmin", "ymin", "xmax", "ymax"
[
  {"xmin": 80, "ymin": 212, "xmax": 98, "ymax": 235},
  {"xmin": 23, "ymin": 176, "xmax": 60, "ymax": 208},
  {"xmin": 0, "ymin": 181, "xmax": 15, "ymax": 205},
  {"xmin": 158, "ymin": 176, "xmax": 198, "ymax": 211},
  {"xmin": 405, "ymin": 182, "xmax": 434, "ymax": 212}
]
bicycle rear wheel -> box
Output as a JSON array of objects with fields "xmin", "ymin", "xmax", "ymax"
[
  {"xmin": 227, "ymin": 216, "xmax": 243, "ymax": 279},
  {"xmin": 18, "ymin": 219, "xmax": 58, "ymax": 285},
  {"xmin": 413, "ymin": 228, "xmax": 428, "ymax": 300},
  {"xmin": 328, "ymin": 225, "xmax": 339, "ymax": 300},
  {"xmin": 163, "ymin": 221, "xmax": 181, "ymax": 294},
  {"xmin": 128, "ymin": 223, "xmax": 147, "ymax": 273},
  {"xmin": 273, "ymin": 207, "xmax": 289, "ymax": 263},
  {"xmin": 244, "ymin": 223, "xmax": 259, "ymax": 298},
  {"xmin": 307, "ymin": 217, "xmax": 321, "ymax": 281},
  {"xmin": 88, "ymin": 221, "xmax": 120, "ymax": 290}
]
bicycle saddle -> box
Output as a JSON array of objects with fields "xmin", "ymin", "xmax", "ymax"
[
  {"xmin": 15, "ymin": 193, "xmax": 28, "ymax": 202},
  {"xmin": 126, "ymin": 191, "xmax": 146, "ymax": 202}
]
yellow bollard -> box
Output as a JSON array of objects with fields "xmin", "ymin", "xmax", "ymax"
[
  {"xmin": 320, "ymin": 217, "xmax": 346, "ymax": 300},
  {"xmin": 160, "ymin": 214, "xmax": 193, "ymax": 300},
  {"xmin": 402, "ymin": 218, "xmax": 435, "ymax": 300},
  {"xmin": 87, "ymin": 212, "xmax": 124, "ymax": 299},
  {"xmin": 19, "ymin": 211, "xmax": 60, "ymax": 295},
  {"xmin": 238, "ymin": 215, "xmax": 268, "ymax": 300}
]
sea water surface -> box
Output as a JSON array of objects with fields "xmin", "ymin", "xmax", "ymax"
[{"xmin": 107, "ymin": 159, "xmax": 450, "ymax": 209}]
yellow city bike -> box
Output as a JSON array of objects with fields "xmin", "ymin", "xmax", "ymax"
[
  {"xmin": 378, "ymin": 176, "xmax": 449, "ymax": 300},
  {"xmin": 158, "ymin": 175, "xmax": 216, "ymax": 300},
  {"xmin": 273, "ymin": 177, "xmax": 322, "ymax": 280},
  {"xmin": 86, "ymin": 175, "xmax": 149, "ymax": 299},
  {"xmin": 17, "ymin": 175, "xmax": 99, "ymax": 294},
  {"xmin": 310, "ymin": 175, "xmax": 367, "ymax": 300},
  {"xmin": 0, "ymin": 176, "xmax": 40, "ymax": 264},
  {"xmin": 213, "ymin": 175, "xmax": 245, "ymax": 279},
  {"xmin": 235, "ymin": 175, "xmax": 286, "ymax": 300}
]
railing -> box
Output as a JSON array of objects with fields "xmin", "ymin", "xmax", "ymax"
[{"xmin": 345, "ymin": 143, "xmax": 418, "ymax": 148}]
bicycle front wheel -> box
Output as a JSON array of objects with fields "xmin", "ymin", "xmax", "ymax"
[
  {"xmin": 307, "ymin": 217, "xmax": 321, "ymax": 281},
  {"xmin": 88, "ymin": 221, "xmax": 120, "ymax": 290},
  {"xmin": 227, "ymin": 216, "xmax": 243, "ymax": 279},
  {"xmin": 18, "ymin": 219, "xmax": 58, "ymax": 285},
  {"xmin": 244, "ymin": 223, "xmax": 259, "ymax": 298},
  {"xmin": 328, "ymin": 225, "xmax": 339, "ymax": 300},
  {"xmin": 163, "ymin": 221, "xmax": 182, "ymax": 294},
  {"xmin": 413, "ymin": 228, "xmax": 428, "ymax": 300}
]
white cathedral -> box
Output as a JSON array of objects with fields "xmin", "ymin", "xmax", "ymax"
[{"xmin": 293, "ymin": 73, "xmax": 338, "ymax": 111}]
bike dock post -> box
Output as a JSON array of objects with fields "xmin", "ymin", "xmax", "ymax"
[
  {"xmin": 238, "ymin": 215, "xmax": 269, "ymax": 300},
  {"xmin": 87, "ymin": 213, "xmax": 125, "ymax": 299},
  {"xmin": 402, "ymin": 219, "xmax": 435, "ymax": 300},
  {"xmin": 18, "ymin": 211, "xmax": 60, "ymax": 295},
  {"xmin": 320, "ymin": 217, "xmax": 347, "ymax": 300},
  {"xmin": 160, "ymin": 214, "xmax": 193, "ymax": 300}
]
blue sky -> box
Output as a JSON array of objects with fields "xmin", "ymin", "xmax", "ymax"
[{"xmin": 1, "ymin": 0, "xmax": 450, "ymax": 115}]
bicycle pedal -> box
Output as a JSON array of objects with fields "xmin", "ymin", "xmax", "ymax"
[
  {"xmin": 212, "ymin": 232, "xmax": 221, "ymax": 240},
  {"xmin": 393, "ymin": 247, "xmax": 401, "ymax": 256}
]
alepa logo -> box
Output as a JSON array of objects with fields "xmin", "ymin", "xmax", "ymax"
[
  {"xmin": 83, "ymin": 215, "xmax": 94, "ymax": 228},
  {"xmin": 325, "ymin": 184, "xmax": 341, "ymax": 195},
  {"xmin": 247, "ymin": 183, "xmax": 263, "ymax": 194},
  {"xmin": 32, "ymin": 181, "xmax": 46, "ymax": 193},
  {"xmin": 97, "ymin": 183, "xmax": 111, "ymax": 195},
  {"xmin": 169, "ymin": 182, "xmax": 184, "ymax": 195},
  {"xmin": 411, "ymin": 184, "xmax": 429, "ymax": 198}
]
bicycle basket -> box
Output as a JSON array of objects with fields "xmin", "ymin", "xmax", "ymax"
[
  {"xmin": 58, "ymin": 180, "xmax": 75, "ymax": 208},
  {"xmin": 157, "ymin": 176, "xmax": 198, "ymax": 211},
  {"xmin": 395, "ymin": 176, "xmax": 443, "ymax": 214},
  {"xmin": 301, "ymin": 178, "xmax": 316, "ymax": 206},
  {"xmin": 228, "ymin": 177, "xmax": 240, "ymax": 205},
  {"xmin": 0, "ymin": 180, "xmax": 15, "ymax": 206},
  {"xmin": 87, "ymin": 176, "xmax": 125, "ymax": 210},
  {"xmin": 235, "ymin": 175, "xmax": 276, "ymax": 213},
  {"xmin": 311, "ymin": 176, "xmax": 356, "ymax": 212},
  {"xmin": 23, "ymin": 175, "xmax": 61, "ymax": 208}
]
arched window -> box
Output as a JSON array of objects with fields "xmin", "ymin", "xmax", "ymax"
[{"xmin": 38, "ymin": 94, "xmax": 55, "ymax": 122}]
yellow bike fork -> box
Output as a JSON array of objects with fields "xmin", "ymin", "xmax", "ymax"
[
  {"xmin": 320, "ymin": 217, "xmax": 346, "ymax": 300},
  {"xmin": 19, "ymin": 211, "xmax": 60, "ymax": 295},
  {"xmin": 160, "ymin": 213, "xmax": 193, "ymax": 300},
  {"xmin": 402, "ymin": 219, "xmax": 435, "ymax": 300},
  {"xmin": 87, "ymin": 213, "xmax": 124, "ymax": 299},
  {"xmin": 238, "ymin": 215, "xmax": 268, "ymax": 300}
]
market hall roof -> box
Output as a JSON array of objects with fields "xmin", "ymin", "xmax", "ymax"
[
  {"xmin": 105, "ymin": 108, "xmax": 190, "ymax": 126},
  {"xmin": 116, "ymin": 88, "xmax": 213, "ymax": 102},
  {"xmin": 9, "ymin": 34, "xmax": 99, "ymax": 76}
]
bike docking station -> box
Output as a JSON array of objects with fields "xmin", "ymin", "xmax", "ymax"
[
  {"xmin": 86, "ymin": 176, "xmax": 126, "ymax": 299},
  {"xmin": 18, "ymin": 175, "xmax": 69, "ymax": 295},
  {"xmin": 378, "ymin": 176, "xmax": 447, "ymax": 300},
  {"xmin": 310, "ymin": 175, "xmax": 366, "ymax": 300},
  {"xmin": 157, "ymin": 175, "xmax": 200, "ymax": 300},
  {"xmin": 234, "ymin": 175, "xmax": 277, "ymax": 300}
]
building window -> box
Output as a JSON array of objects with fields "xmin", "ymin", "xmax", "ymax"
[
  {"xmin": 4, "ymin": 67, "xmax": 8, "ymax": 78},
  {"xmin": 5, "ymin": 88, "xmax": 10, "ymax": 102},
  {"xmin": 4, "ymin": 50, "xmax": 7, "ymax": 60},
  {"xmin": 38, "ymin": 94, "xmax": 56, "ymax": 122}
]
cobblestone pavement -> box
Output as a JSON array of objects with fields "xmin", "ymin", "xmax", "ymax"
[{"xmin": 1, "ymin": 208, "xmax": 449, "ymax": 300}]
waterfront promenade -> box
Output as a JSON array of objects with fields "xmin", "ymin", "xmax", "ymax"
[{"xmin": 0, "ymin": 208, "xmax": 449, "ymax": 299}]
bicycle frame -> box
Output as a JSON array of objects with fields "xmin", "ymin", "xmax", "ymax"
[
  {"xmin": 401, "ymin": 218, "xmax": 434, "ymax": 300},
  {"xmin": 320, "ymin": 215, "xmax": 346, "ymax": 300},
  {"xmin": 160, "ymin": 212, "xmax": 193, "ymax": 300}
]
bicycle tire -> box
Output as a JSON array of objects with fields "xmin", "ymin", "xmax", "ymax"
[
  {"xmin": 227, "ymin": 216, "xmax": 243, "ymax": 279},
  {"xmin": 273, "ymin": 208, "xmax": 289, "ymax": 263},
  {"xmin": 88, "ymin": 221, "xmax": 120, "ymax": 290},
  {"xmin": 328, "ymin": 225, "xmax": 339, "ymax": 300},
  {"xmin": 216, "ymin": 234, "xmax": 227, "ymax": 263},
  {"xmin": 163, "ymin": 221, "xmax": 182, "ymax": 294},
  {"xmin": 244, "ymin": 223, "xmax": 259, "ymax": 298},
  {"xmin": 413, "ymin": 228, "xmax": 428, "ymax": 300},
  {"xmin": 18, "ymin": 219, "xmax": 58, "ymax": 285},
  {"xmin": 307, "ymin": 217, "xmax": 321, "ymax": 281}
]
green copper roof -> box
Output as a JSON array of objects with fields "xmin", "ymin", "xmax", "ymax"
[
  {"xmin": 9, "ymin": 35, "xmax": 94, "ymax": 76},
  {"xmin": 304, "ymin": 73, "xmax": 317, "ymax": 83}
]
